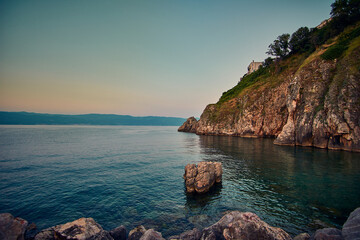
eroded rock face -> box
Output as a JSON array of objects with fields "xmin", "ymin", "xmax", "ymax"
[
  {"xmin": 185, "ymin": 43, "xmax": 360, "ymax": 152},
  {"xmin": 201, "ymin": 211, "xmax": 291, "ymax": 240},
  {"xmin": 178, "ymin": 117, "xmax": 198, "ymax": 133},
  {"xmin": 0, "ymin": 213, "xmax": 28, "ymax": 240},
  {"xmin": 184, "ymin": 162, "xmax": 222, "ymax": 194},
  {"xmin": 342, "ymin": 207, "xmax": 360, "ymax": 240},
  {"xmin": 53, "ymin": 217, "xmax": 113, "ymax": 240}
]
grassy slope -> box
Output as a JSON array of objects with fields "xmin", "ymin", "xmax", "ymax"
[{"xmin": 206, "ymin": 23, "xmax": 360, "ymax": 125}]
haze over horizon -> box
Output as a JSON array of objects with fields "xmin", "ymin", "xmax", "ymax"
[{"xmin": 0, "ymin": 0, "xmax": 333, "ymax": 118}]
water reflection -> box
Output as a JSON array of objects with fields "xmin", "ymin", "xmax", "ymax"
[{"xmin": 186, "ymin": 135, "xmax": 360, "ymax": 236}]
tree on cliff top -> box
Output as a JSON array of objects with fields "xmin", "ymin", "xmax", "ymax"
[
  {"xmin": 266, "ymin": 34, "xmax": 290, "ymax": 59},
  {"xmin": 289, "ymin": 27, "xmax": 311, "ymax": 53}
]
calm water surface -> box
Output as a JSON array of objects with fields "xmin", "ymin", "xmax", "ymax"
[{"xmin": 0, "ymin": 125, "xmax": 359, "ymax": 237}]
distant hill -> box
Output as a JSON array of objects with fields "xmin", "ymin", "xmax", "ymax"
[{"xmin": 0, "ymin": 111, "xmax": 187, "ymax": 126}]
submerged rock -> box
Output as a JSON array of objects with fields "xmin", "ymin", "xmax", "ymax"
[
  {"xmin": 184, "ymin": 162, "xmax": 222, "ymax": 194},
  {"xmin": 342, "ymin": 207, "xmax": 360, "ymax": 240},
  {"xmin": 0, "ymin": 213, "xmax": 28, "ymax": 240},
  {"xmin": 25, "ymin": 222, "xmax": 39, "ymax": 240},
  {"xmin": 178, "ymin": 117, "xmax": 198, "ymax": 133}
]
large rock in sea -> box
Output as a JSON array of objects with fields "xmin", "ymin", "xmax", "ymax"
[
  {"xmin": 53, "ymin": 217, "xmax": 112, "ymax": 240},
  {"xmin": 0, "ymin": 213, "xmax": 28, "ymax": 240},
  {"xmin": 342, "ymin": 207, "xmax": 360, "ymax": 240},
  {"xmin": 201, "ymin": 211, "xmax": 291, "ymax": 240},
  {"xmin": 184, "ymin": 162, "xmax": 222, "ymax": 193},
  {"xmin": 178, "ymin": 117, "xmax": 198, "ymax": 133}
]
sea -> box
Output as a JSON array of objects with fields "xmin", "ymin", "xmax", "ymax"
[{"xmin": 0, "ymin": 125, "xmax": 359, "ymax": 237}]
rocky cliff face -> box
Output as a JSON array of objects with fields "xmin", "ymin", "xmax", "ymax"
[{"xmin": 180, "ymin": 31, "xmax": 360, "ymax": 152}]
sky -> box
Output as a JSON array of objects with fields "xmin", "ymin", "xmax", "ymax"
[{"xmin": 0, "ymin": 0, "xmax": 333, "ymax": 118}]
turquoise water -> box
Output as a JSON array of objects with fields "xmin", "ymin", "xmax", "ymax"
[{"xmin": 0, "ymin": 125, "xmax": 359, "ymax": 237}]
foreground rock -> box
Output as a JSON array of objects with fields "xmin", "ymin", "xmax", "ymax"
[
  {"xmin": 0, "ymin": 213, "xmax": 28, "ymax": 240},
  {"xmin": 3, "ymin": 206, "xmax": 360, "ymax": 240},
  {"xmin": 342, "ymin": 207, "xmax": 360, "ymax": 240},
  {"xmin": 129, "ymin": 225, "xmax": 146, "ymax": 240},
  {"xmin": 178, "ymin": 117, "xmax": 198, "ymax": 133},
  {"xmin": 184, "ymin": 162, "xmax": 222, "ymax": 193},
  {"xmin": 310, "ymin": 228, "xmax": 343, "ymax": 240},
  {"xmin": 53, "ymin": 217, "xmax": 113, "ymax": 240},
  {"xmin": 109, "ymin": 225, "xmax": 126, "ymax": 240},
  {"xmin": 202, "ymin": 211, "xmax": 291, "ymax": 240}
]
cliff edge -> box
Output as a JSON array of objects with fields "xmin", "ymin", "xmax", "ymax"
[{"xmin": 179, "ymin": 24, "xmax": 360, "ymax": 152}]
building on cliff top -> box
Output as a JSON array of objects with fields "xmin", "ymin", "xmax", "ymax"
[{"xmin": 247, "ymin": 60, "xmax": 262, "ymax": 74}]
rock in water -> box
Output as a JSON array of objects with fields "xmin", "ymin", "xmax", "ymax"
[
  {"xmin": 178, "ymin": 228, "xmax": 201, "ymax": 240},
  {"xmin": 294, "ymin": 233, "xmax": 310, "ymax": 240},
  {"xmin": 53, "ymin": 217, "xmax": 113, "ymax": 240},
  {"xmin": 34, "ymin": 227, "xmax": 56, "ymax": 240},
  {"xmin": 201, "ymin": 211, "xmax": 291, "ymax": 240},
  {"xmin": 310, "ymin": 228, "xmax": 343, "ymax": 240},
  {"xmin": 183, "ymin": 162, "xmax": 222, "ymax": 194},
  {"xmin": 184, "ymin": 164, "xmax": 198, "ymax": 193},
  {"xmin": 342, "ymin": 207, "xmax": 360, "ymax": 240},
  {"xmin": 129, "ymin": 226, "xmax": 146, "ymax": 240},
  {"xmin": 0, "ymin": 213, "xmax": 28, "ymax": 240},
  {"xmin": 195, "ymin": 162, "xmax": 216, "ymax": 193},
  {"xmin": 109, "ymin": 225, "xmax": 126, "ymax": 240},
  {"xmin": 139, "ymin": 229, "xmax": 164, "ymax": 240},
  {"xmin": 178, "ymin": 117, "xmax": 198, "ymax": 133}
]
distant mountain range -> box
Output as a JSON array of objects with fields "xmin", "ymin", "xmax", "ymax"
[{"xmin": 0, "ymin": 111, "xmax": 187, "ymax": 126}]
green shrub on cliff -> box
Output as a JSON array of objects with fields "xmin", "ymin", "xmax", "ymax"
[
  {"xmin": 218, "ymin": 66, "xmax": 269, "ymax": 104},
  {"xmin": 321, "ymin": 25, "xmax": 360, "ymax": 60}
]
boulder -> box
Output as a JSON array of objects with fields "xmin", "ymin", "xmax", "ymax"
[
  {"xmin": 129, "ymin": 226, "xmax": 146, "ymax": 240},
  {"xmin": 110, "ymin": 225, "xmax": 126, "ymax": 240},
  {"xmin": 178, "ymin": 228, "xmax": 201, "ymax": 240},
  {"xmin": 294, "ymin": 233, "xmax": 310, "ymax": 240},
  {"xmin": 139, "ymin": 229, "xmax": 164, "ymax": 240},
  {"xmin": 201, "ymin": 211, "xmax": 291, "ymax": 240},
  {"xmin": 342, "ymin": 207, "xmax": 360, "ymax": 240},
  {"xmin": 184, "ymin": 162, "xmax": 222, "ymax": 194},
  {"xmin": 310, "ymin": 228, "xmax": 343, "ymax": 240},
  {"xmin": 178, "ymin": 117, "xmax": 198, "ymax": 133},
  {"xmin": 0, "ymin": 213, "xmax": 28, "ymax": 240},
  {"xmin": 53, "ymin": 217, "xmax": 113, "ymax": 240},
  {"xmin": 34, "ymin": 227, "xmax": 56, "ymax": 240},
  {"xmin": 25, "ymin": 223, "xmax": 38, "ymax": 240}
]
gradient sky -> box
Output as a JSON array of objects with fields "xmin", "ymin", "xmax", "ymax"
[{"xmin": 0, "ymin": 0, "xmax": 333, "ymax": 117}]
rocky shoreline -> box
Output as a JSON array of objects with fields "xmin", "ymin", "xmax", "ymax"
[{"xmin": 1, "ymin": 207, "xmax": 359, "ymax": 240}]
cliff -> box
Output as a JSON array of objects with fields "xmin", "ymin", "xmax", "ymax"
[{"xmin": 179, "ymin": 24, "xmax": 360, "ymax": 152}]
